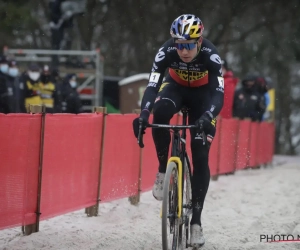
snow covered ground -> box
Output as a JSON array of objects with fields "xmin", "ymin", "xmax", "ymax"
[{"xmin": 1, "ymin": 155, "xmax": 300, "ymax": 250}]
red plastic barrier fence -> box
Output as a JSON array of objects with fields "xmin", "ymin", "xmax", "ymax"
[
  {"xmin": 140, "ymin": 114, "xmax": 157, "ymax": 191},
  {"xmin": 0, "ymin": 114, "xmax": 41, "ymax": 230},
  {"xmin": 100, "ymin": 114, "xmax": 140, "ymax": 202},
  {"xmin": 266, "ymin": 122, "xmax": 275, "ymax": 163},
  {"xmin": 218, "ymin": 119, "xmax": 239, "ymax": 174},
  {"xmin": 257, "ymin": 122, "xmax": 269, "ymax": 165},
  {"xmin": 40, "ymin": 113, "xmax": 103, "ymax": 220},
  {"xmin": 248, "ymin": 122, "xmax": 259, "ymax": 167},
  {"xmin": 208, "ymin": 118, "xmax": 221, "ymax": 176},
  {"xmin": 141, "ymin": 114, "xmax": 179, "ymax": 191},
  {"xmin": 235, "ymin": 120, "xmax": 251, "ymax": 170},
  {"xmin": 0, "ymin": 111, "xmax": 276, "ymax": 232}
]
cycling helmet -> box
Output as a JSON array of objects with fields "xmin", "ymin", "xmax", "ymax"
[{"xmin": 170, "ymin": 14, "xmax": 204, "ymax": 40}]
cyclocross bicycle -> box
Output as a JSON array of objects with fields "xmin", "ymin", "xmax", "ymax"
[{"xmin": 137, "ymin": 107, "xmax": 207, "ymax": 250}]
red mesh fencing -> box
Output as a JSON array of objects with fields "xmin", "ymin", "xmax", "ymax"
[
  {"xmin": 100, "ymin": 114, "xmax": 140, "ymax": 202},
  {"xmin": 266, "ymin": 122, "xmax": 275, "ymax": 163},
  {"xmin": 140, "ymin": 114, "xmax": 157, "ymax": 191},
  {"xmin": 0, "ymin": 114, "xmax": 41, "ymax": 230},
  {"xmin": 218, "ymin": 119, "xmax": 239, "ymax": 174},
  {"xmin": 257, "ymin": 122, "xmax": 269, "ymax": 165},
  {"xmin": 235, "ymin": 120, "xmax": 251, "ymax": 170},
  {"xmin": 40, "ymin": 113, "xmax": 103, "ymax": 220},
  {"xmin": 208, "ymin": 118, "xmax": 221, "ymax": 176},
  {"xmin": 248, "ymin": 122, "xmax": 259, "ymax": 167},
  {"xmin": 0, "ymin": 112, "xmax": 276, "ymax": 232}
]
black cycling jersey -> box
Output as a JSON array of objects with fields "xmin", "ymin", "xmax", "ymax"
[{"xmin": 140, "ymin": 38, "xmax": 224, "ymax": 119}]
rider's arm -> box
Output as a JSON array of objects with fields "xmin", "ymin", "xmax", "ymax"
[
  {"xmin": 140, "ymin": 45, "xmax": 169, "ymax": 120},
  {"xmin": 206, "ymin": 54, "xmax": 224, "ymax": 118}
]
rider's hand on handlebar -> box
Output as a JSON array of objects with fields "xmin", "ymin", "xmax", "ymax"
[
  {"xmin": 195, "ymin": 111, "xmax": 216, "ymax": 140},
  {"xmin": 132, "ymin": 116, "xmax": 148, "ymax": 138}
]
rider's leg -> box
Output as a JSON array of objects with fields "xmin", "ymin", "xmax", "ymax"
[
  {"xmin": 189, "ymin": 129, "xmax": 211, "ymax": 226},
  {"xmin": 151, "ymin": 82, "xmax": 182, "ymax": 200},
  {"xmin": 186, "ymin": 87, "xmax": 215, "ymax": 227},
  {"xmin": 152, "ymin": 82, "xmax": 182, "ymax": 173}
]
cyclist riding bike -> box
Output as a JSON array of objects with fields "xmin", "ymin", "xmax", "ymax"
[{"xmin": 132, "ymin": 14, "xmax": 224, "ymax": 248}]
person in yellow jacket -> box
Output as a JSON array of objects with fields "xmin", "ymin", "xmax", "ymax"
[
  {"xmin": 265, "ymin": 77, "xmax": 275, "ymax": 121},
  {"xmin": 19, "ymin": 63, "xmax": 43, "ymax": 112},
  {"xmin": 39, "ymin": 65, "xmax": 62, "ymax": 113},
  {"xmin": 19, "ymin": 64, "xmax": 62, "ymax": 113}
]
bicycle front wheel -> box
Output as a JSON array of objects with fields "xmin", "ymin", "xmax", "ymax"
[
  {"xmin": 162, "ymin": 162, "xmax": 180, "ymax": 250},
  {"xmin": 179, "ymin": 156, "xmax": 193, "ymax": 249}
]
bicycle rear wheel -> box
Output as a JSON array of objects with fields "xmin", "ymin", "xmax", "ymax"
[{"xmin": 162, "ymin": 162, "xmax": 180, "ymax": 250}]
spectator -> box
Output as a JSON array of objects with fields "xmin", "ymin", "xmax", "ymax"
[
  {"xmin": 0, "ymin": 55, "xmax": 15, "ymax": 113},
  {"xmin": 219, "ymin": 59, "xmax": 239, "ymax": 119},
  {"xmin": 255, "ymin": 76, "xmax": 269, "ymax": 121},
  {"xmin": 262, "ymin": 76, "xmax": 275, "ymax": 121},
  {"xmin": 61, "ymin": 73, "xmax": 82, "ymax": 113},
  {"xmin": 19, "ymin": 63, "xmax": 42, "ymax": 112},
  {"xmin": 7, "ymin": 60, "xmax": 20, "ymax": 112},
  {"xmin": 232, "ymin": 74, "xmax": 265, "ymax": 121},
  {"xmin": 39, "ymin": 65, "xmax": 62, "ymax": 113}
]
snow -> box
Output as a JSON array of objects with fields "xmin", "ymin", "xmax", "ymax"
[{"xmin": 1, "ymin": 155, "xmax": 300, "ymax": 250}]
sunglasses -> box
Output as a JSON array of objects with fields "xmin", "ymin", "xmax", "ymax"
[{"xmin": 174, "ymin": 42, "xmax": 197, "ymax": 50}]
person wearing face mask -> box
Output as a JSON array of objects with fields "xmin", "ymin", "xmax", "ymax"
[
  {"xmin": 61, "ymin": 73, "xmax": 82, "ymax": 113},
  {"xmin": 39, "ymin": 65, "xmax": 62, "ymax": 113},
  {"xmin": 6, "ymin": 60, "xmax": 20, "ymax": 112},
  {"xmin": 232, "ymin": 74, "xmax": 264, "ymax": 121},
  {"xmin": 0, "ymin": 55, "xmax": 15, "ymax": 113},
  {"xmin": 0, "ymin": 55, "xmax": 9, "ymax": 75},
  {"xmin": 19, "ymin": 63, "xmax": 43, "ymax": 112}
]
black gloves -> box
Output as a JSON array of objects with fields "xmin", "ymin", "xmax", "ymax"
[
  {"xmin": 195, "ymin": 111, "xmax": 216, "ymax": 143},
  {"xmin": 132, "ymin": 112, "xmax": 149, "ymax": 138}
]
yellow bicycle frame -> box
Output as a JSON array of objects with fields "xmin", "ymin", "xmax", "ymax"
[{"xmin": 160, "ymin": 156, "xmax": 183, "ymax": 218}]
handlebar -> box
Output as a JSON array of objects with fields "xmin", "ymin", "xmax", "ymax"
[{"xmin": 137, "ymin": 119, "xmax": 208, "ymax": 148}]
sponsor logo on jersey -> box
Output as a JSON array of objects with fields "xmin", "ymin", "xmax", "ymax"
[
  {"xmin": 155, "ymin": 47, "xmax": 165, "ymax": 62},
  {"xmin": 159, "ymin": 82, "xmax": 169, "ymax": 92},
  {"xmin": 147, "ymin": 82, "xmax": 157, "ymax": 87},
  {"xmin": 171, "ymin": 62, "xmax": 178, "ymax": 68},
  {"xmin": 210, "ymin": 54, "xmax": 222, "ymax": 64},
  {"xmin": 167, "ymin": 47, "xmax": 177, "ymax": 52},
  {"xmin": 201, "ymin": 47, "xmax": 212, "ymax": 53},
  {"xmin": 174, "ymin": 69, "xmax": 208, "ymax": 82}
]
